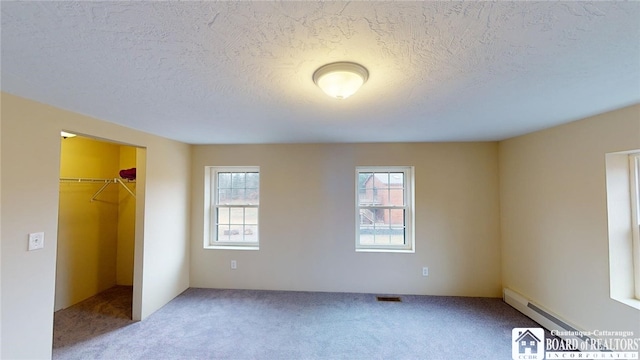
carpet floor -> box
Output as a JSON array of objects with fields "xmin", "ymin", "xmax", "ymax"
[{"xmin": 53, "ymin": 286, "xmax": 545, "ymax": 359}]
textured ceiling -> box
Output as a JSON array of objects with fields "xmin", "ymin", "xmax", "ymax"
[{"xmin": 1, "ymin": 1, "xmax": 639, "ymax": 144}]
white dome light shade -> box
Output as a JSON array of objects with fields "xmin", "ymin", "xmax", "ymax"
[{"xmin": 313, "ymin": 62, "xmax": 369, "ymax": 99}]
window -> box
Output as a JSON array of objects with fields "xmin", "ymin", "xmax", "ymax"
[
  {"xmin": 356, "ymin": 166, "xmax": 414, "ymax": 252},
  {"xmin": 605, "ymin": 150, "xmax": 640, "ymax": 309},
  {"xmin": 205, "ymin": 167, "xmax": 259, "ymax": 249},
  {"xmin": 630, "ymin": 153, "xmax": 640, "ymax": 299}
]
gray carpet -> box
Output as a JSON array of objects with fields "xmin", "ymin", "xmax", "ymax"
[{"xmin": 53, "ymin": 286, "xmax": 544, "ymax": 359}]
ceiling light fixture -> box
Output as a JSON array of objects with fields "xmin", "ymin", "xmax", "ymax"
[{"xmin": 313, "ymin": 62, "xmax": 369, "ymax": 100}]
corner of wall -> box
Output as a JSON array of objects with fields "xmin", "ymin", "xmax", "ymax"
[{"xmin": 497, "ymin": 104, "xmax": 640, "ymax": 335}]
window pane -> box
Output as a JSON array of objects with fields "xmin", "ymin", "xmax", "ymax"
[
  {"xmin": 246, "ymin": 172, "xmax": 259, "ymax": 188},
  {"xmin": 245, "ymin": 207, "xmax": 258, "ymax": 225},
  {"xmin": 381, "ymin": 209, "xmax": 391, "ymax": 225},
  {"xmin": 222, "ymin": 227, "xmax": 242, "ymax": 242},
  {"xmin": 231, "ymin": 188, "xmax": 246, "ymax": 203},
  {"xmin": 247, "ymin": 187, "xmax": 259, "ymax": 203},
  {"xmin": 217, "ymin": 207, "xmax": 230, "ymax": 225},
  {"xmin": 359, "ymin": 226, "xmax": 374, "ymax": 245},
  {"xmin": 372, "ymin": 227, "xmax": 391, "ymax": 245},
  {"xmin": 359, "ymin": 173, "xmax": 373, "ymax": 203},
  {"xmin": 217, "ymin": 225, "xmax": 230, "ymax": 241},
  {"xmin": 218, "ymin": 189, "xmax": 231, "ymax": 203},
  {"xmin": 231, "ymin": 172, "xmax": 245, "ymax": 188},
  {"xmin": 359, "ymin": 208, "xmax": 376, "ymax": 225},
  {"xmin": 373, "ymin": 173, "xmax": 388, "ymax": 189},
  {"xmin": 372, "ymin": 208, "xmax": 385, "ymax": 222},
  {"xmin": 230, "ymin": 208, "xmax": 244, "ymax": 224},
  {"xmin": 359, "ymin": 189, "xmax": 372, "ymax": 204},
  {"xmin": 243, "ymin": 225, "xmax": 258, "ymax": 242},
  {"xmin": 390, "ymin": 227, "xmax": 405, "ymax": 245},
  {"xmin": 358, "ymin": 187, "xmax": 380, "ymax": 202},
  {"xmin": 218, "ymin": 173, "xmax": 231, "ymax": 189},
  {"xmin": 389, "ymin": 209, "xmax": 404, "ymax": 226},
  {"xmin": 388, "ymin": 188, "xmax": 404, "ymax": 206},
  {"xmin": 389, "ymin": 172, "xmax": 404, "ymax": 186},
  {"xmin": 358, "ymin": 173, "xmax": 370, "ymax": 191}
]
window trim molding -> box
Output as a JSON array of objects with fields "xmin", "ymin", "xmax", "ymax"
[
  {"xmin": 204, "ymin": 166, "xmax": 260, "ymax": 250},
  {"xmin": 605, "ymin": 150, "xmax": 640, "ymax": 309},
  {"xmin": 355, "ymin": 166, "xmax": 415, "ymax": 253},
  {"xmin": 629, "ymin": 153, "xmax": 640, "ymax": 299}
]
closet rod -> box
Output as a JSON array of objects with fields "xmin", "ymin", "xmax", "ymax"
[
  {"xmin": 60, "ymin": 177, "xmax": 119, "ymax": 183},
  {"xmin": 59, "ymin": 178, "xmax": 136, "ymax": 201}
]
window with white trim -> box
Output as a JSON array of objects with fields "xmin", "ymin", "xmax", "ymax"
[
  {"xmin": 630, "ymin": 153, "xmax": 640, "ymax": 299},
  {"xmin": 356, "ymin": 166, "xmax": 414, "ymax": 252},
  {"xmin": 206, "ymin": 167, "xmax": 259, "ymax": 249},
  {"xmin": 606, "ymin": 150, "xmax": 640, "ymax": 308}
]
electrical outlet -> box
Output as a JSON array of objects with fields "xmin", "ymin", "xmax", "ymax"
[
  {"xmin": 28, "ymin": 232, "xmax": 45, "ymax": 251},
  {"xmin": 422, "ymin": 267, "xmax": 429, "ymax": 277},
  {"xmin": 231, "ymin": 260, "xmax": 237, "ymax": 270}
]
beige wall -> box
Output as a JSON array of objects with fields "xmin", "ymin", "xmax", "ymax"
[
  {"xmin": 0, "ymin": 92, "xmax": 191, "ymax": 359},
  {"xmin": 499, "ymin": 104, "xmax": 640, "ymax": 334},
  {"xmin": 191, "ymin": 143, "xmax": 502, "ymax": 297}
]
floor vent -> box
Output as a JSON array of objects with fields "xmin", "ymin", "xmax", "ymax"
[{"xmin": 376, "ymin": 296, "xmax": 401, "ymax": 302}]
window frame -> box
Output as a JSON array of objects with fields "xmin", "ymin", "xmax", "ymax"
[
  {"xmin": 606, "ymin": 150, "xmax": 640, "ymax": 309},
  {"xmin": 630, "ymin": 153, "xmax": 640, "ymax": 299},
  {"xmin": 204, "ymin": 166, "xmax": 260, "ymax": 250},
  {"xmin": 355, "ymin": 166, "xmax": 415, "ymax": 253}
]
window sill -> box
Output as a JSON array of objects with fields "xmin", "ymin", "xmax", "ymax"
[
  {"xmin": 356, "ymin": 248, "xmax": 415, "ymax": 254},
  {"xmin": 204, "ymin": 245, "xmax": 259, "ymax": 251},
  {"xmin": 611, "ymin": 296, "xmax": 640, "ymax": 311}
]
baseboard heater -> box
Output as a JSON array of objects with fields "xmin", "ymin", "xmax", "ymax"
[{"xmin": 503, "ymin": 288, "xmax": 594, "ymax": 349}]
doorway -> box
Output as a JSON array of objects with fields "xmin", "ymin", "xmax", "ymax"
[{"xmin": 55, "ymin": 134, "xmax": 140, "ymax": 317}]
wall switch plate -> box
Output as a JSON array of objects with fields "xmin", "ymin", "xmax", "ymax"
[
  {"xmin": 231, "ymin": 260, "xmax": 237, "ymax": 269},
  {"xmin": 28, "ymin": 232, "xmax": 45, "ymax": 251},
  {"xmin": 422, "ymin": 267, "xmax": 429, "ymax": 277}
]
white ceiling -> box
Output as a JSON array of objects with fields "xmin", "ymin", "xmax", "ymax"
[{"xmin": 2, "ymin": 1, "xmax": 639, "ymax": 144}]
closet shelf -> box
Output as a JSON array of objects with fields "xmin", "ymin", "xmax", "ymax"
[{"xmin": 59, "ymin": 178, "xmax": 136, "ymax": 202}]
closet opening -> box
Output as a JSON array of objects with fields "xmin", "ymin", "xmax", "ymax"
[{"xmin": 53, "ymin": 133, "xmax": 145, "ymax": 348}]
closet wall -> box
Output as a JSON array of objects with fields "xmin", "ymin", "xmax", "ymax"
[
  {"xmin": 55, "ymin": 136, "xmax": 136, "ymax": 311},
  {"xmin": 117, "ymin": 146, "xmax": 136, "ymax": 286}
]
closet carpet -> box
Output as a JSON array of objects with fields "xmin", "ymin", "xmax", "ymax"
[{"xmin": 53, "ymin": 286, "xmax": 546, "ymax": 359}]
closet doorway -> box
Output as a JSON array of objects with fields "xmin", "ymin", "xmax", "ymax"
[{"xmin": 55, "ymin": 133, "xmax": 141, "ymax": 322}]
